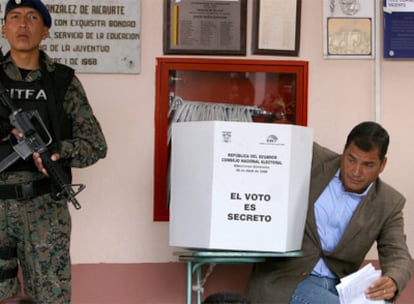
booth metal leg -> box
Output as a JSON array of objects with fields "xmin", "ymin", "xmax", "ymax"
[
  {"xmin": 196, "ymin": 264, "xmax": 202, "ymax": 304},
  {"xmin": 186, "ymin": 261, "xmax": 205, "ymax": 304},
  {"xmin": 186, "ymin": 261, "xmax": 192, "ymax": 304}
]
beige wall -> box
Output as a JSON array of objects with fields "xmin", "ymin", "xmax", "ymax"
[{"xmin": 68, "ymin": 0, "xmax": 414, "ymax": 264}]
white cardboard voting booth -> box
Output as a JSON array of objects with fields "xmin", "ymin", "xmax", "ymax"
[{"xmin": 169, "ymin": 121, "xmax": 314, "ymax": 252}]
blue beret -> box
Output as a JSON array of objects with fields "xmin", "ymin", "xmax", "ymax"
[{"xmin": 5, "ymin": 0, "xmax": 52, "ymax": 28}]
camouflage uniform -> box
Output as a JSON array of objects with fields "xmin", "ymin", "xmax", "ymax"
[{"xmin": 0, "ymin": 52, "xmax": 107, "ymax": 303}]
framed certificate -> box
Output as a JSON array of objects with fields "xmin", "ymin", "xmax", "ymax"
[
  {"xmin": 327, "ymin": 17, "xmax": 372, "ymax": 56},
  {"xmin": 323, "ymin": 0, "xmax": 375, "ymax": 59},
  {"xmin": 252, "ymin": 0, "xmax": 301, "ymax": 56},
  {"xmin": 163, "ymin": 0, "xmax": 247, "ymax": 55}
]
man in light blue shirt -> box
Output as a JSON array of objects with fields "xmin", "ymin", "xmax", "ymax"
[
  {"xmin": 246, "ymin": 122, "xmax": 412, "ymax": 304},
  {"xmin": 312, "ymin": 169, "xmax": 372, "ymax": 278},
  {"xmin": 289, "ymin": 122, "xmax": 398, "ymax": 304}
]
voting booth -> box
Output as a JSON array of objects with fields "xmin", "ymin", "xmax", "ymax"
[{"xmin": 169, "ymin": 121, "xmax": 313, "ymax": 252}]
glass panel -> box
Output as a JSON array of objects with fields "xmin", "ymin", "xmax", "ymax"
[{"xmin": 169, "ymin": 70, "xmax": 297, "ymax": 124}]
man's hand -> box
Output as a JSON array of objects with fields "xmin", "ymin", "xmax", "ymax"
[
  {"xmin": 10, "ymin": 128, "xmax": 23, "ymax": 138},
  {"xmin": 365, "ymin": 275, "xmax": 397, "ymax": 301},
  {"xmin": 33, "ymin": 151, "xmax": 60, "ymax": 176},
  {"xmin": 1, "ymin": 127, "xmax": 22, "ymax": 142}
]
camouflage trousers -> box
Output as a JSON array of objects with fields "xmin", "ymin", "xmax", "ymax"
[{"xmin": 0, "ymin": 194, "xmax": 72, "ymax": 304}]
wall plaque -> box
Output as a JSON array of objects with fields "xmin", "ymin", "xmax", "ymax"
[
  {"xmin": 384, "ymin": 0, "xmax": 414, "ymax": 59},
  {"xmin": 163, "ymin": 0, "xmax": 247, "ymax": 55},
  {"xmin": 0, "ymin": 0, "xmax": 141, "ymax": 74}
]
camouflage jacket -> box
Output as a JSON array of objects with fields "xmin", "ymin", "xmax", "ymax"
[{"xmin": 0, "ymin": 51, "xmax": 107, "ymax": 184}]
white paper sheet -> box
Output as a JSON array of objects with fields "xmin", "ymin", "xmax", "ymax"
[{"xmin": 336, "ymin": 263, "xmax": 385, "ymax": 304}]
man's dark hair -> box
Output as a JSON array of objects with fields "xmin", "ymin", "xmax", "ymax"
[
  {"xmin": 202, "ymin": 291, "xmax": 250, "ymax": 304},
  {"xmin": 345, "ymin": 121, "xmax": 389, "ymax": 161}
]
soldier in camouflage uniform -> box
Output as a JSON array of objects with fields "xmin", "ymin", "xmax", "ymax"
[{"xmin": 0, "ymin": 0, "xmax": 107, "ymax": 303}]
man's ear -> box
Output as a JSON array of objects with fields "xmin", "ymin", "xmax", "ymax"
[
  {"xmin": 42, "ymin": 27, "xmax": 49, "ymax": 40},
  {"xmin": 379, "ymin": 157, "xmax": 387, "ymax": 174}
]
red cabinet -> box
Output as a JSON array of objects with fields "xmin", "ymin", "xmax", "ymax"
[{"xmin": 154, "ymin": 58, "xmax": 308, "ymax": 221}]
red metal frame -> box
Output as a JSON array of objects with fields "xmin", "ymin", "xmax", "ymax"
[{"xmin": 154, "ymin": 58, "xmax": 309, "ymax": 221}]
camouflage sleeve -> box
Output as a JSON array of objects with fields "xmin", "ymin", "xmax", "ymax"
[{"xmin": 59, "ymin": 75, "xmax": 107, "ymax": 168}]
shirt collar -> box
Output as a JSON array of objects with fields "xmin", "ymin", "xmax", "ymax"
[{"xmin": 1, "ymin": 50, "xmax": 55, "ymax": 81}]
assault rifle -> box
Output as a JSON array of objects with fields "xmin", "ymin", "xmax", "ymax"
[{"xmin": 0, "ymin": 81, "xmax": 84, "ymax": 209}]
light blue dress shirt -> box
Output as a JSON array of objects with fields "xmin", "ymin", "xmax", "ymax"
[{"xmin": 311, "ymin": 170, "xmax": 372, "ymax": 278}]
